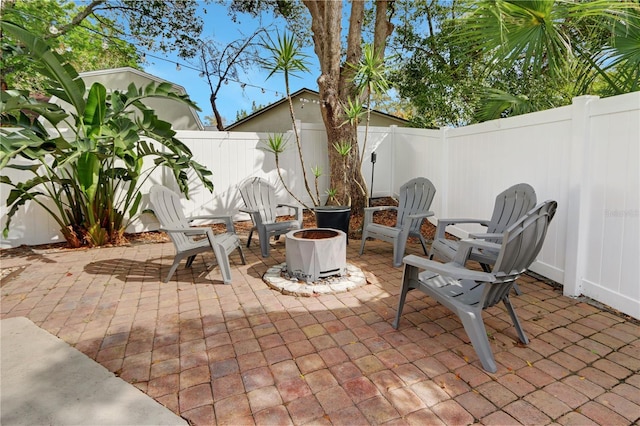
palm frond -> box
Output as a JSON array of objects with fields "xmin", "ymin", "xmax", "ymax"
[{"xmin": 474, "ymin": 88, "xmax": 536, "ymax": 122}]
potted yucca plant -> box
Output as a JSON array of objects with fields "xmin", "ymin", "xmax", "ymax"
[{"xmin": 260, "ymin": 32, "xmax": 389, "ymax": 239}]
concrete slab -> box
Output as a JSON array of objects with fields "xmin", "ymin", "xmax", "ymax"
[{"xmin": 1, "ymin": 317, "xmax": 187, "ymax": 426}]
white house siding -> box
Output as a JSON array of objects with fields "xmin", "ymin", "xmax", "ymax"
[{"xmin": 1, "ymin": 94, "xmax": 638, "ymax": 319}]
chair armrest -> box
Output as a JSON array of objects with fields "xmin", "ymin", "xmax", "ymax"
[
  {"xmin": 160, "ymin": 226, "xmax": 208, "ymax": 236},
  {"xmin": 469, "ymin": 232, "xmax": 503, "ymax": 241},
  {"xmin": 459, "ymin": 238, "xmax": 501, "ymax": 251},
  {"xmin": 403, "ymin": 254, "xmax": 496, "ymax": 282},
  {"xmin": 364, "ymin": 206, "xmax": 398, "ymax": 213},
  {"xmin": 407, "ymin": 211, "xmax": 435, "ymax": 220},
  {"xmin": 434, "ymin": 218, "xmax": 491, "ymax": 240},
  {"xmin": 437, "ymin": 218, "xmax": 491, "ymax": 227},
  {"xmin": 277, "ymin": 203, "xmax": 299, "ymax": 210},
  {"xmin": 453, "ymin": 239, "xmax": 502, "ymax": 265},
  {"xmin": 188, "ymin": 214, "xmax": 232, "ymax": 223}
]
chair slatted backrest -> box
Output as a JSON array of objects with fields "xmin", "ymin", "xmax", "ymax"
[
  {"xmin": 396, "ymin": 177, "xmax": 437, "ymax": 233},
  {"xmin": 149, "ymin": 185, "xmax": 193, "ymax": 251},
  {"xmin": 486, "ymin": 183, "xmax": 537, "ymax": 236},
  {"xmin": 482, "ymin": 200, "xmax": 558, "ymax": 308},
  {"xmin": 239, "ymin": 177, "xmax": 278, "ymax": 224}
]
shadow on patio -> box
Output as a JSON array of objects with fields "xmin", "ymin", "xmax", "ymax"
[{"xmin": 1, "ymin": 235, "xmax": 638, "ymax": 425}]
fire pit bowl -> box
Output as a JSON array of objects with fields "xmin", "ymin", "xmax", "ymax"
[
  {"xmin": 262, "ymin": 228, "xmax": 366, "ymax": 296},
  {"xmin": 285, "ymin": 228, "xmax": 346, "ymax": 282}
]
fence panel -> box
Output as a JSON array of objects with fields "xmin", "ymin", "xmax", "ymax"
[
  {"xmin": 391, "ymin": 127, "xmax": 445, "ymax": 213},
  {"xmin": 582, "ymin": 93, "xmax": 640, "ymax": 318},
  {"xmin": 437, "ymin": 105, "xmax": 573, "ymax": 284},
  {"xmin": 2, "ymin": 94, "xmax": 638, "ymax": 319},
  {"xmin": 0, "ymin": 158, "xmax": 65, "ymax": 246}
]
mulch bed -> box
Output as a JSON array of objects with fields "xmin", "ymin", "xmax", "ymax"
[{"xmin": 0, "ymin": 197, "xmax": 438, "ymax": 257}]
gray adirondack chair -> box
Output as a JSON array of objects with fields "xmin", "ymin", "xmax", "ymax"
[
  {"xmin": 359, "ymin": 177, "xmax": 436, "ymax": 267},
  {"xmin": 149, "ymin": 185, "xmax": 246, "ymax": 284},
  {"xmin": 238, "ymin": 177, "xmax": 303, "ymax": 258},
  {"xmin": 394, "ymin": 200, "xmax": 557, "ymax": 373},
  {"xmin": 429, "ymin": 183, "xmax": 536, "ymax": 294}
]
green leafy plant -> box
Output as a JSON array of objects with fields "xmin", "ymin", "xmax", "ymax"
[
  {"xmin": 324, "ymin": 188, "xmax": 338, "ymax": 205},
  {"xmin": 259, "ymin": 132, "xmax": 309, "ymax": 209},
  {"xmin": 331, "ymin": 141, "xmax": 353, "ymax": 207},
  {"xmin": 343, "ymin": 97, "xmax": 366, "ymax": 127},
  {"xmin": 457, "ymin": 0, "xmax": 640, "ymax": 121},
  {"xmin": 1, "ymin": 20, "xmax": 213, "ymax": 247},
  {"xmin": 311, "ymin": 165, "xmax": 322, "ymax": 204},
  {"xmin": 345, "ymin": 43, "xmax": 391, "ymax": 207},
  {"xmin": 260, "ymin": 31, "xmax": 321, "ymax": 209},
  {"xmin": 261, "ymin": 34, "xmax": 392, "ymax": 209}
]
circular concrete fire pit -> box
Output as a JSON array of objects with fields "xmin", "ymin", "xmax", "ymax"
[
  {"xmin": 285, "ymin": 228, "xmax": 346, "ymax": 282},
  {"xmin": 262, "ymin": 228, "xmax": 367, "ymax": 296}
]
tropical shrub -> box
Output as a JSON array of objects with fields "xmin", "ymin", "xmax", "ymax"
[{"xmin": 0, "ymin": 21, "xmax": 213, "ymax": 247}]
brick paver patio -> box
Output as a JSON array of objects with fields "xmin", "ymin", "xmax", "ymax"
[{"xmin": 1, "ymin": 234, "xmax": 638, "ymax": 425}]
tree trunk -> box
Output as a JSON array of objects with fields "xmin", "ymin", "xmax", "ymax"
[
  {"xmin": 302, "ymin": 0, "xmax": 393, "ymax": 215},
  {"xmin": 210, "ymin": 93, "xmax": 225, "ymax": 131}
]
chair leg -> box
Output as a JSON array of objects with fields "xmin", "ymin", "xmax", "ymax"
[
  {"xmin": 457, "ymin": 309, "xmax": 498, "ymax": 373},
  {"xmin": 393, "ymin": 263, "xmax": 419, "ymax": 329},
  {"xmin": 393, "ymin": 237, "xmax": 408, "ymax": 268},
  {"xmin": 417, "ymin": 235, "xmax": 429, "ymax": 256},
  {"xmin": 185, "ymin": 255, "xmax": 196, "ymax": 268},
  {"xmin": 503, "ymin": 296, "xmax": 529, "ymax": 344},
  {"xmin": 237, "ymin": 245, "xmax": 246, "ymax": 264},
  {"xmin": 359, "ymin": 229, "xmax": 368, "ymax": 255},
  {"xmin": 165, "ymin": 257, "xmax": 183, "ymax": 283},
  {"xmin": 214, "ymin": 245, "xmax": 233, "ymax": 284},
  {"xmin": 206, "ymin": 233, "xmax": 233, "ymax": 284},
  {"xmin": 512, "ymin": 283, "xmax": 522, "ymax": 295},
  {"xmin": 258, "ymin": 229, "xmax": 270, "ymax": 258},
  {"xmin": 246, "ymin": 228, "xmax": 254, "ymax": 248}
]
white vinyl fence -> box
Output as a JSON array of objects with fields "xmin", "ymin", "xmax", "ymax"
[
  {"xmin": 2, "ymin": 94, "xmax": 638, "ymax": 319},
  {"xmin": 388, "ymin": 94, "xmax": 639, "ymax": 320}
]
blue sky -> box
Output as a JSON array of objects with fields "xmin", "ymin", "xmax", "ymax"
[{"xmin": 139, "ymin": 2, "xmax": 320, "ymax": 126}]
